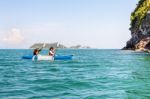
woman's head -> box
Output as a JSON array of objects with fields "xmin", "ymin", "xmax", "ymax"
[
  {"xmin": 33, "ymin": 48, "xmax": 39, "ymax": 55},
  {"xmin": 49, "ymin": 47, "xmax": 54, "ymax": 51}
]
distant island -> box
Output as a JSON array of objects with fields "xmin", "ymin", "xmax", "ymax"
[{"xmin": 30, "ymin": 42, "xmax": 91, "ymax": 49}]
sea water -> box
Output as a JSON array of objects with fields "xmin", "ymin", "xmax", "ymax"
[{"xmin": 0, "ymin": 49, "xmax": 150, "ymax": 99}]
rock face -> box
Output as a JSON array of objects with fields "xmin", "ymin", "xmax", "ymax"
[{"xmin": 123, "ymin": 0, "xmax": 150, "ymax": 51}]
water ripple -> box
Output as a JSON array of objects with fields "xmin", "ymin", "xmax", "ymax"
[{"xmin": 0, "ymin": 49, "xmax": 150, "ymax": 98}]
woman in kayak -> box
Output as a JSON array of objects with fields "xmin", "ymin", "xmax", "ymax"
[
  {"xmin": 33, "ymin": 48, "xmax": 42, "ymax": 55},
  {"xmin": 49, "ymin": 47, "xmax": 55, "ymax": 56},
  {"xmin": 32, "ymin": 48, "xmax": 42, "ymax": 61}
]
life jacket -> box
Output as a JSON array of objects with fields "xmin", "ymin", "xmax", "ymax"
[{"xmin": 49, "ymin": 50, "xmax": 55, "ymax": 56}]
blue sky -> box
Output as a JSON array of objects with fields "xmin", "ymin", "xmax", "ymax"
[{"xmin": 0, "ymin": 0, "xmax": 138, "ymax": 49}]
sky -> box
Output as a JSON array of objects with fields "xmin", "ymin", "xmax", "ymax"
[{"xmin": 0, "ymin": 0, "xmax": 138, "ymax": 49}]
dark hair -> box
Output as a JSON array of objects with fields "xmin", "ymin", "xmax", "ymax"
[
  {"xmin": 49, "ymin": 47, "xmax": 54, "ymax": 50},
  {"xmin": 33, "ymin": 48, "xmax": 39, "ymax": 55}
]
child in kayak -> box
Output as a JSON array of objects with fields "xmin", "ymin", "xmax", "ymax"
[{"xmin": 49, "ymin": 47, "xmax": 55, "ymax": 56}]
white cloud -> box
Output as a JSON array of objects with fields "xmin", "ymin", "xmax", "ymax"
[{"xmin": 2, "ymin": 28, "xmax": 24, "ymax": 44}]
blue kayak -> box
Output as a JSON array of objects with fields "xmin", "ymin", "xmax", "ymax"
[
  {"xmin": 54, "ymin": 55, "xmax": 73, "ymax": 60},
  {"xmin": 22, "ymin": 55, "xmax": 73, "ymax": 60}
]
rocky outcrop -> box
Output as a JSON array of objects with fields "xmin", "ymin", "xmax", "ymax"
[{"xmin": 123, "ymin": 0, "xmax": 150, "ymax": 52}]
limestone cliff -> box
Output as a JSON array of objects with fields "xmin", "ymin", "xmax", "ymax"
[{"xmin": 123, "ymin": 0, "xmax": 150, "ymax": 52}]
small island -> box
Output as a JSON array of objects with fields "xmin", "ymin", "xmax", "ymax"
[{"xmin": 30, "ymin": 42, "xmax": 91, "ymax": 49}]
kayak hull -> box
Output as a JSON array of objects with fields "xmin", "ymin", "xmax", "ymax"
[
  {"xmin": 22, "ymin": 55, "xmax": 73, "ymax": 60},
  {"xmin": 36, "ymin": 55, "xmax": 54, "ymax": 61},
  {"xmin": 22, "ymin": 56, "xmax": 32, "ymax": 59},
  {"xmin": 54, "ymin": 55, "xmax": 73, "ymax": 60}
]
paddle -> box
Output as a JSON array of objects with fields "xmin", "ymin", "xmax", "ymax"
[{"xmin": 38, "ymin": 43, "xmax": 46, "ymax": 52}]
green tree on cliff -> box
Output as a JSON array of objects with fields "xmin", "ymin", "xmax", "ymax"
[{"xmin": 130, "ymin": 0, "xmax": 150, "ymax": 30}]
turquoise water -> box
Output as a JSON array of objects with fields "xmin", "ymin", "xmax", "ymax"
[{"xmin": 0, "ymin": 49, "xmax": 150, "ymax": 99}]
